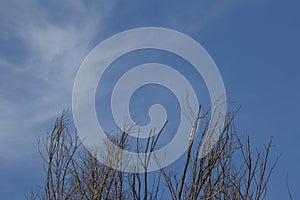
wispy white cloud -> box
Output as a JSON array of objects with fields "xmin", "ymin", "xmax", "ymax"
[
  {"xmin": 164, "ymin": 0, "xmax": 266, "ymax": 34},
  {"xmin": 0, "ymin": 0, "xmax": 116, "ymax": 159}
]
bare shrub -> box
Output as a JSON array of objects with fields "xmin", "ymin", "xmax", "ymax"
[{"xmin": 27, "ymin": 108, "xmax": 279, "ymax": 200}]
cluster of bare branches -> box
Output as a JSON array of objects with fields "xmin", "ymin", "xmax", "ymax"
[{"xmin": 27, "ymin": 108, "xmax": 279, "ymax": 200}]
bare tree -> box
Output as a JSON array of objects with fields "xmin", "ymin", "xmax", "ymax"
[{"xmin": 27, "ymin": 108, "xmax": 279, "ymax": 200}]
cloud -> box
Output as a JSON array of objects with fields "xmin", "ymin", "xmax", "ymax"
[
  {"xmin": 163, "ymin": 0, "xmax": 265, "ymax": 34},
  {"xmin": 0, "ymin": 0, "xmax": 116, "ymax": 159}
]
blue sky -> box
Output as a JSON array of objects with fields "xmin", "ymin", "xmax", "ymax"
[{"xmin": 0, "ymin": 0, "xmax": 299, "ymax": 199}]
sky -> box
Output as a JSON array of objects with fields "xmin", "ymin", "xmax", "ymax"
[{"xmin": 0, "ymin": 0, "xmax": 300, "ymax": 199}]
